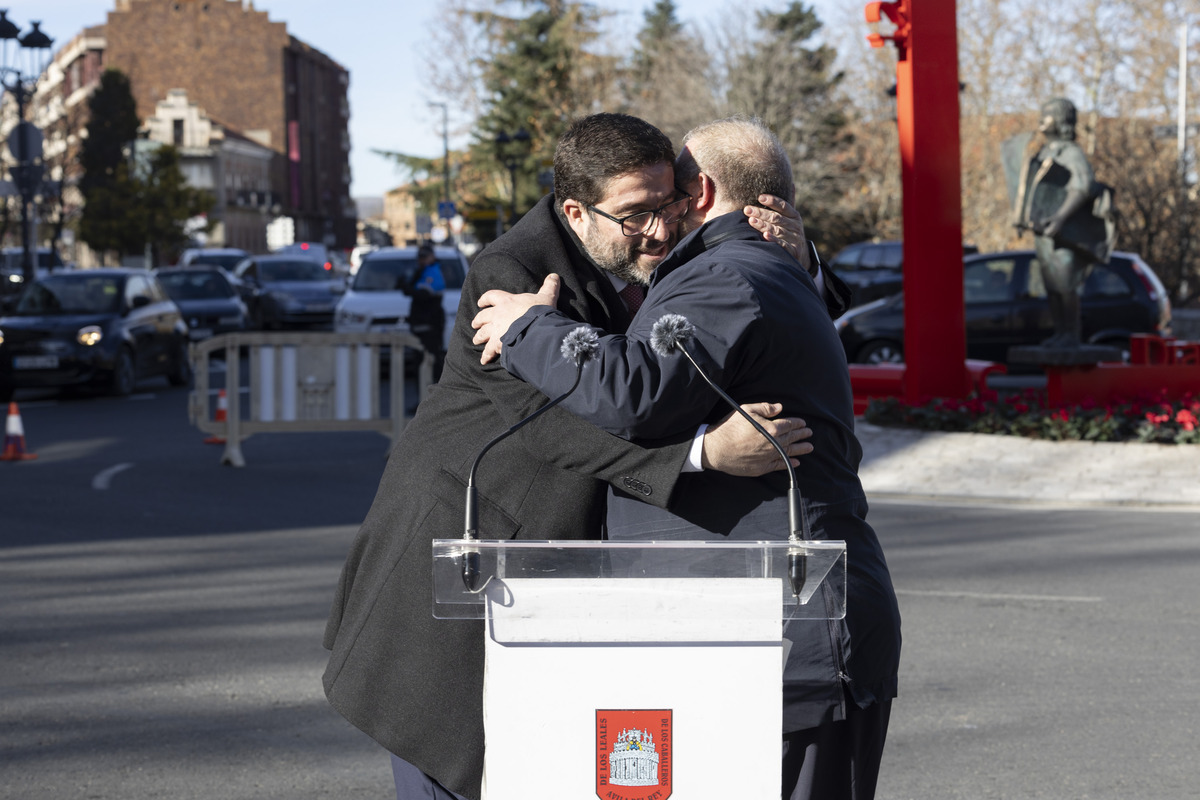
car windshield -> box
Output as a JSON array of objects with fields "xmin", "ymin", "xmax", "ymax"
[
  {"xmin": 16, "ymin": 275, "xmax": 122, "ymax": 315},
  {"xmin": 189, "ymin": 253, "xmax": 245, "ymax": 271},
  {"xmin": 159, "ymin": 271, "xmax": 235, "ymax": 300},
  {"xmin": 259, "ymin": 260, "xmax": 328, "ymax": 282},
  {"xmin": 353, "ymin": 257, "xmax": 418, "ymax": 291}
]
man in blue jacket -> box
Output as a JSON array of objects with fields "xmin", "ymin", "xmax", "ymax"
[{"xmin": 473, "ymin": 116, "xmax": 901, "ymax": 800}]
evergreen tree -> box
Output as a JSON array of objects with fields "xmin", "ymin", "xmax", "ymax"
[
  {"xmin": 632, "ymin": 0, "xmax": 683, "ymax": 88},
  {"xmin": 78, "ymin": 69, "xmax": 212, "ymax": 262},
  {"xmin": 79, "ymin": 69, "xmax": 143, "ymax": 257},
  {"xmin": 139, "ymin": 145, "xmax": 213, "ymax": 265},
  {"xmin": 623, "ymin": 0, "xmax": 716, "ymax": 148},
  {"xmin": 722, "ymin": 2, "xmax": 864, "ymax": 246},
  {"xmin": 468, "ymin": 0, "xmax": 611, "ymax": 223}
]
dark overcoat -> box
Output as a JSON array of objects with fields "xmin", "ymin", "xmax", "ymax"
[
  {"xmin": 500, "ymin": 212, "xmax": 902, "ymax": 733},
  {"xmin": 322, "ymin": 196, "xmax": 694, "ymax": 800}
]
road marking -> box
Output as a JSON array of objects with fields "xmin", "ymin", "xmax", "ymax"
[
  {"xmin": 896, "ymin": 589, "xmax": 1102, "ymax": 603},
  {"xmin": 93, "ymin": 463, "xmax": 134, "ymax": 490}
]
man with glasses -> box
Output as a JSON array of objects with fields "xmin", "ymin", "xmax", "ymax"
[{"xmin": 323, "ymin": 113, "xmax": 847, "ymax": 800}]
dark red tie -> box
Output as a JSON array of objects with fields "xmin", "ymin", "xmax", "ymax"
[{"xmin": 619, "ymin": 283, "xmax": 645, "ymax": 315}]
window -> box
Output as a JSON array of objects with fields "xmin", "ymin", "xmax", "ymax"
[
  {"xmin": 964, "ymin": 258, "xmax": 1016, "ymax": 303},
  {"xmin": 1083, "ymin": 265, "xmax": 1132, "ymax": 298},
  {"xmin": 125, "ymin": 275, "xmax": 151, "ymax": 307},
  {"xmin": 173, "ymin": 119, "xmax": 184, "ymax": 146}
]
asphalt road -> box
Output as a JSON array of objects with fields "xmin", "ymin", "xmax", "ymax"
[{"xmin": 2, "ymin": 381, "xmax": 1198, "ymax": 798}]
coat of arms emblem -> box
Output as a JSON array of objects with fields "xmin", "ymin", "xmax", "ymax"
[{"xmin": 596, "ymin": 709, "xmax": 672, "ymax": 800}]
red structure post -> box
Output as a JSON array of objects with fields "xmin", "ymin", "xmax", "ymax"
[{"xmin": 866, "ymin": 0, "xmax": 969, "ymax": 402}]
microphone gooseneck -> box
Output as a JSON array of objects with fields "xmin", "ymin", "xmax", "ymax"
[
  {"xmin": 461, "ymin": 325, "xmax": 600, "ymax": 591},
  {"xmin": 650, "ymin": 314, "xmax": 811, "ymax": 598}
]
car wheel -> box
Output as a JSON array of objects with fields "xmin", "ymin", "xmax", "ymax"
[
  {"xmin": 110, "ymin": 347, "xmax": 137, "ymax": 396},
  {"xmin": 857, "ymin": 340, "xmax": 905, "ymax": 365},
  {"xmin": 167, "ymin": 339, "xmax": 192, "ymax": 386}
]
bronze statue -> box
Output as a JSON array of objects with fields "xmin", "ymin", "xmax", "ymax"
[{"xmin": 1005, "ymin": 98, "xmax": 1116, "ymax": 349}]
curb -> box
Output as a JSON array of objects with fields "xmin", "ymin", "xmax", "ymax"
[{"xmin": 855, "ymin": 421, "xmax": 1200, "ymax": 507}]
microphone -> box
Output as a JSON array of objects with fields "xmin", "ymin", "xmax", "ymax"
[
  {"xmin": 460, "ymin": 325, "xmax": 601, "ymax": 591},
  {"xmin": 650, "ymin": 313, "xmax": 810, "ymax": 599}
]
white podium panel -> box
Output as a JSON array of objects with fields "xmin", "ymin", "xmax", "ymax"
[{"xmin": 482, "ymin": 578, "xmax": 782, "ymax": 800}]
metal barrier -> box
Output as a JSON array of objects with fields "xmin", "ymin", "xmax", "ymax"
[{"xmin": 188, "ymin": 331, "xmax": 432, "ymax": 466}]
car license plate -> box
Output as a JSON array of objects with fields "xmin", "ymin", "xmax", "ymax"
[
  {"xmin": 14, "ymin": 355, "xmax": 59, "ymax": 369},
  {"xmin": 189, "ymin": 328, "xmax": 213, "ymax": 340},
  {"xmin": 306, "ymin": 303, "xmax": 332, "ymax": 312}
]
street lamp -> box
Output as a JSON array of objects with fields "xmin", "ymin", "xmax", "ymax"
[
  {"xmin": 0, "ymin": 10, "xmax": 53, "ymax": 288},
  {"xmin": 493, "ymin": 127, "xmax": 531, "ymax": 232}
]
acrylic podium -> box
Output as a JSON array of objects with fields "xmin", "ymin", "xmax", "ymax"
[{"xmin": 432, "ymin": 538, "xmax": 846, "ymax": 800}]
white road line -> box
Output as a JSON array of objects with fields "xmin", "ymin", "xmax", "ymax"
[
  {"xmin": 896, "ymin": 589, "xmax": 1103, "ymax": 603},
  {"xmin": 93, "ymin": 462, "xmax": 134, "ymax": 490}
]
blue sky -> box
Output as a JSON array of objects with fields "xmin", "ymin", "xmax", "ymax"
[{"xmin": 29, "ymin": 1, "xmax": 842, "ymax": 197}]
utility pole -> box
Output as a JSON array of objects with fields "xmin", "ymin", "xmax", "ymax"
[{"xmin": 430, "ymin": 101, "xmax": 452, "ymax": 244}]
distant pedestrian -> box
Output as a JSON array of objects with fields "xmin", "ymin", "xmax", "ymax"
[{"xmin": 407, "ymin": 243, "xmax": 446, "ymax": 380}]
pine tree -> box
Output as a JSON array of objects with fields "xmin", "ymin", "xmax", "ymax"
[
  {"xmin": 78, "ymin": 69, "xmax": 213, "ymax": 262},
  {"xmin": 623, "ymin": 0, "xmax": 716, "ymax": 148},
  {"xmin": 139, "ymin": 145, "xmax": 213, "ymax": 265},
  {"xmin": 721, "ymin": 2, "xmax": 863, "ymax": 245},
  {"xmin": 79, "ymin": 69, "xmax": 143, "ymax": 257},
  {"xmin": 469, "ymin": 0, "xmax": 611, "ymax": 222}
]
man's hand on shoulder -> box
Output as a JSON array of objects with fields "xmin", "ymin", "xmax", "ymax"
[
  {"xmin": 701, "ymin": 402, "xmax": 814, "ymax": 476},
  {"xmin": 472, "ymin": 273, "xmax": 561, "ymax": 364},
  {"xmin": 744, "ymin": 194, "xmax": 811, "ymax": 273}
]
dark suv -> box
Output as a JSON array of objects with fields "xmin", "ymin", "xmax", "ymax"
[
  {"xmin": 831, "ymin": 240, "xmax": 979, "ymax": 307},
  {"xmin": 834, "ymin": 250, "xmax": 1171, "ymax": 366}
]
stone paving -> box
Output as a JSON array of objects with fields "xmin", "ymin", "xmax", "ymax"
[{"xmin": 856, "ymin": 420, "xmax": 1200, "ymax": 507}]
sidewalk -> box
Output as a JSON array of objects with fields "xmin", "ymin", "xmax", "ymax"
[{"xmin": 856, "ymin": 420, "xmax": 1200, "ymax": 507}]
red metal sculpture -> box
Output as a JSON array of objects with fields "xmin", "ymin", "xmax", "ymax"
[{"xmin": 866, "ymin": 0, "xmax": 969, "ymax": 403}]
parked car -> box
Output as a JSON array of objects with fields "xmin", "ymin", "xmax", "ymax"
[
  {"xmin": 0, "ymin": 268, "xmax": 190, "ymax": 400},
  {"xmin": 233, "ymin": 254, "xmax": 345, "ymax": 329},
  {"xmin": 1, "ymin": 248, "xmax": 67, "ymax": 308},
  {"xmin": 334, "ymin": 245, "xmax": 469, "ymax": 350},
  {"xmin": 178, "ymin": 247, "xmax": 250, "ymax": 272},
  {"xmin": 835, "ymin": 250, "xmax": 1171, "ymax": 366},
  {"xmin": 155, "ymin": 266, "xmax": 249, "ymax": 340},
  {"xmin": 831, "ymin": 240, "xmax": 979, "ymax": 307},
  {"xmin": 274, "ymin": 242, "xmax": 348, "ymax": 276}
]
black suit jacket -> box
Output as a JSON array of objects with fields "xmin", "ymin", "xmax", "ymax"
[{"xmin": 322, "ymin": 196, "xmax": 694, "ymax": 800}]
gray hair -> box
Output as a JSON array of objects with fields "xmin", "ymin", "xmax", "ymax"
[{"xmin": 675, "ymin": 116, "xmax": 794, "ymax": 207}]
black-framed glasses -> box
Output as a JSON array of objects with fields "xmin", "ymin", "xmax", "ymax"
[{"xmin": 586, "ymin": 194, "xmax": 692, "ymax": 237}]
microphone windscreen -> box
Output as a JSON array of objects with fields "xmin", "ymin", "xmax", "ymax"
[
  {"xmin": 560, "ymin": 325, "xmax": 601, "ymax": 366},
  {"xmin": 650, "ymin": 313, "xmax": 694, "ymax": 357}
]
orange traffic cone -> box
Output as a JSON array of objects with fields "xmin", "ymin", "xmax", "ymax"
[
  {"xmin": 1, "ymin": 401, "xmax": 37, "ymax": 461},
  {"xmin": 204, "ymin": 389, "xmax": 228, "ymax": 445}
]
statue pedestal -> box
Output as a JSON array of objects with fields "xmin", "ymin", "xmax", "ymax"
[{"xmin": 1008, "ymin": 344, "xmax": 1124, "ymax": 367}]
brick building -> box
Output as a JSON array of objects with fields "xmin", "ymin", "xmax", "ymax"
[{"xmin": 25, "ymin": 0, "xmax": 353, "ymax": 260}]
